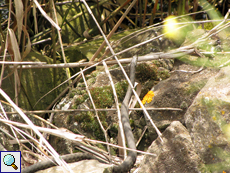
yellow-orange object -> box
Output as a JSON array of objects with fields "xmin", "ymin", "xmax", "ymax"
[{"xmin": 141, "ymin": 91, "xmax": 154, "ymax": 107}]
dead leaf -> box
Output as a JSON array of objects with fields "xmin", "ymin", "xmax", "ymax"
[
  {"xmin": 14, "ymin": 0, "xmax": 23, "ymax": 43},
  {"xmin": 32, "ymin": 3, "xmax": 38, "ymax": 34},
  {"xmin": 33, "ymin": 0, "xmax": 61, "ymax": 31},
  {"xmin": 8, "ymin": 29, "xmax": 21, "ymax": 61}
]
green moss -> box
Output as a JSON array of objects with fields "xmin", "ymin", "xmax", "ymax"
[
  {"xmin": 115, "ymin": 81, "xmax": 128, "ymax": 102},
  {"xmin": 69, "ymin": 88, "xmax": 88, "ymax": 98},
  {"xmin": 81, "ymin": 90, "xmax": 86, "ymax": 95},
  {"xmin": 152, "ymin": 60, "xmax": 162, "ymax": 67},
  {"xmin": 90, "ymin": 71, "xmax": 100, "ymax": 78},
  {"xmin": 69, "ymin": 90, "xmax": 77, "ymax": 98},
  {"xmin": 70, "ymin": 80, "xmax": 129, "ymax": 142},
  {"xmin": 78, "ymin": 78, "xmax": 84, "ymax": 83},
  {"xmin": 72, "ymin": 128, "xmax": 80, "ymax": 134},
  {"xmin": 74, "ymin": 94, "xmax": 89, "ymax": 105},
  {"xmin": 74, "ymin": 111, "xmax": 107, "ymax": 140},
  {"xmin": 87, "ymin": 77, "xmax": 96, "ymax": 86},
  {"xmin": 90, "ymin": 80, "xmax": 128, "ymax": 108},
  {"xmin": 157, "ymin": 70, "xmax": 170, "ymax": 80},
  {"xmin": 130, "ymin": 119, "xmax": 135, "ymax": 128},
  {"xmin": 71, "ymin": 104, "xmax": 77, "ymax": 109},
  {"xmin": 85, "ymin": 71, "xmax": 100, "ymax": 81},
  {"xmin": 90, "ymin": 86, "xmax": 114, "ymax": 108}
]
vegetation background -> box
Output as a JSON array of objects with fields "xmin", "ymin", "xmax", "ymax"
[
  {"xmin": 0, "ymin": 0, "xmax": 230, "ymax": 172},
  {"xmin": 0, "ymin": 0, "xmax": 227, "ymax": 110}
]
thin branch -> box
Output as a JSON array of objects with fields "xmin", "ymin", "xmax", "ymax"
[
  {"xmin": 0, "ymin": 61, "xmax": 46, "ymax": 65},
  {"xmin": 128, "ymin": 83, "xmax": 141, "ymax": 115},
  {"xmin": 0, "ymin": 116, "xmax": 54, "ymax": 164},
  {"xmin": 102, "ymin": 61, "xmax": 127, "ymax": 159},
  {"xmin": 91, "ymin": 0, "xmax": 137, "ymax": 61},
  {"xmin": 9, "ymin": 49, "xmax": 194, "ymax": 69},
  {"xmin": 2, "ymin": 107, "xmax": 182, "ymax": 114},
  {"xmin": 82, "ymin": 0, "xmax": 181, "ymax": 142},
  {"xmin": 136, "ymin": 125, "xmax": 147, "ymax": 147},
  {"xmin": 33, "ymin": 0, "xmax": 61, "ymax": 31},
  {"xmin": 31, "ymin": 38, "xmax": 51, "ymax": 45},
  {"xmin": 0, "ymin": 118, "xmax": 156, "ymax": 156}
]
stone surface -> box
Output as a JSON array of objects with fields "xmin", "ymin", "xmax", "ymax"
[
  {"xmin": 138, "ymin": 121, "xmax": 208, "ymax": 173},
  {"xmin": 144, "ymin": 59, "xmax": 219, "ymax": 139},
  {"xmin": 185, "ymin": 66, "xmax": 230, "ymax": 172},
  {"xmin": 36, "ymin": 159, "xmax": 112, "ymax": 173},
  {"xmin": 138, "ymin": 66, "xmax": 230, "ymax": 173}
]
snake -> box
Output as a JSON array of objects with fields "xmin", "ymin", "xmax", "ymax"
[
  {"xmin": 22, "ymin": 55, "xmax": 138, "ymax": 173},
  {"xmin": 112, "ymin": 55, "xmax": 137, "ymax": 173}
]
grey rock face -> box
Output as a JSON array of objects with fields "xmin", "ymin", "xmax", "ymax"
[
  {"xmin": 185, "ymin": 66, "xmax": 230, "ymax": 172},
  {"xmin": 138, "ymin": 121, "xmax": 208, "ymax": 173},
  {"xmin": 144, "ymin": 60, "xmax": 219, "ymax": 137},
  {"xmin": 36, "ymin": 159, "xmax": 112, "ymax": 173}
]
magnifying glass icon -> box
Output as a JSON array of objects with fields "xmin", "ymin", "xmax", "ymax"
[{"xmin": 3, "ymin": 154, "xmax": 18, "ymax": 170}]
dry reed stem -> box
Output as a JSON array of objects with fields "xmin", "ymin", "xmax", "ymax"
[
  {"xmin": 128, "ymin": 82, "xmax": 141, "ymax": 115},
  {"xmin": 0, "ymin": 111, "xmax": 53, "ymax": 165},
  {"xmin": 10, "ymin": 49, "xmax": 194, "ymax": 69},
  {"xmin": 0, "ymin": 89, "xmax": 73, "ymax": 173},
  {"xmin": 0, "ymin": 102, "xmax": 20, "ymax": 149},
  {"xmin": 0, "ymin": 118, "xmax": 156, "ymax": 156},
  {"xmin": 51, "ymin": 0, "xmax": 71, "ymax": 81},
  {"xmin": 33, "ymin": 0, "xmax": 61, "ymax": 31},
  {"xmin": 82, "ymin": 0, "xmax": 163, "ymax": 142},
  {"xmin": 1, "ymin": 107, "xmax": 182, "ymax": 115},
  {"xmin": 91, "ymin": 0, "xmax": 138, "ymax": 61},
  {"xmin": 102, "ymin": 61, "xmax": 127, "ymax": 159},
  {"xmin": 136, "ymin": 125, "xmax": 147, "ymax": 147}
]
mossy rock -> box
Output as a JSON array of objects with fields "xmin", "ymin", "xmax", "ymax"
[{"xmin": 52, "ymin": 59, "xmax": 173, "ymax": 154}]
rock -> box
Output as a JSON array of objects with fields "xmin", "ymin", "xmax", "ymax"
[
  {"xmin": 138, "ymin": 121, "xmax": 208, "ymax": 173},
  {"xmin": 144, "ymin": 59, "xmax": 219, "ymax": 139},
  {"xmin": 51, "ymin": 60, "xmax": 173, "ymax": 154},
  {"xmin": 36, "ymin": 159, "xmax": 112, "ymax": 173},
  {"xmin": 185, "ymin": 66, "xmax": 230, "ymax": 172}
]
